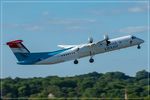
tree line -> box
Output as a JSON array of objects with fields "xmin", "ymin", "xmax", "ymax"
[{"xmin": 1, "ymin": 70, "xmax": 149, "ymax": 99}]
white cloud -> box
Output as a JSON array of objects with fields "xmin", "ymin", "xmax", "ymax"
[
  {"xmin": 4, "ymin": 23, "xmax": 43, "ymax": 32},
  {"xmin": 88, "ymin": 4, "xmax": 149, "ymax": 16},
  {"xmin": 48, "ymin": 18, "xmax": 96, "ymax": 25},
  {"xmin": 88, "ymin": 9, "xmax": 122, "ymax": 16},
  {"xmin": 26, "ymin": 25, "xmax": 42, "ymax": 31},
  {"xmin": 89, "ymin": 10, "xmax": 104, "ymax": 15},
  {"xmin": 42, "ymin": 11, "xmax": 49, "ymax": 16},
  {"xmin": 128, "ymin": 3, "xmax": 149, "ymax": 13},
  {"xmin": 4, "ymin": 18, "xmax": 96, "ymax": 32},
  {"xmin": 119, "ymin": 26, "xmax": 148, "ymax": 34},
  {"xmin": 128, "ymin": 6, "xmax": 146, "ymax": 13}
]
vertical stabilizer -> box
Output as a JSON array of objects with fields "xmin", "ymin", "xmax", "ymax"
[{"xmin": 6, "ymin": 40, "xmax": 30, "ymax": 61}]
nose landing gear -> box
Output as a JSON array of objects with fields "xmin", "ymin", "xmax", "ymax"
[{"xmin": 137, "ymin": 45, "xmax": 141, "ymax": 49}]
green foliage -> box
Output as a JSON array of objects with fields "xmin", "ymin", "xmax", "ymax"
[
  {"xmin": 136, "ymin": 70, "xmax": 149, "ymax": 80},
  {"xmin": 1, "ymin": 70, "xmax": 149, "ymax": 99}
]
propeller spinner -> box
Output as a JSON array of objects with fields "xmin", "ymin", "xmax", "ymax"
[
  {"xmin": 88, "ymin": 37, "xmax": 93, "ymax": 43},
  {"xmin": 104, "ymin": 34, "xmax": 109, "ymax": 40}
]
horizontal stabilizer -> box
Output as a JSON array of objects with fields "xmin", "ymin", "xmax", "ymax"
[{"xmin": 58, "ymin": 45, "xmax": 77, "ymax": 49}]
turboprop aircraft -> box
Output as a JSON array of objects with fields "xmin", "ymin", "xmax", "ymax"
[{"xmin": 6, "ymin": 35, "xmax": 144, "ymax": 65}]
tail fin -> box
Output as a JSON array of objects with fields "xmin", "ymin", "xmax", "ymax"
[{"xmin": 6, "ymin": 40, "xmax": 30, "ymax": 61}]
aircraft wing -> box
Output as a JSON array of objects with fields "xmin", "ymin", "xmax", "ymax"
[
  {"xmin": 58, "ymin": 39, "xmax": 107, "ymax": 49},
  {"xmin": 96, "ymin": 39, "xmax": 107, "ymax": 45},
  {"xmin": 58, "ymin": 45, "xmax": 78, "ymax": 49}
]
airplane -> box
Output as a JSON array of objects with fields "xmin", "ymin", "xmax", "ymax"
[{"xmin": 6, "ymin": 35, "xmax": 144, "ymax": 65}]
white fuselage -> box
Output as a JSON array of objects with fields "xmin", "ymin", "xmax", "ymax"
[{"xmin": 35, "ymin": 35, "xmax": 144, "ymax": 65}]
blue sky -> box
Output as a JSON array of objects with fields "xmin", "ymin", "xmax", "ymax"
[{"xmin": 1, "ymin": 0, "xmax": 149, "ymax": 78}]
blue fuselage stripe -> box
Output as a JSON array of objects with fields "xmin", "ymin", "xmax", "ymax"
[{"xmin": 17, "ymin": 48, "xmax": 72, "ymax": 65}]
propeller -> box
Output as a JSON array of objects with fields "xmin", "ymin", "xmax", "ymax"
[
  {"xmin": 104, "ymin": 34, "xmax": 110, "ymax": 46},
  {"xmin": 104, "ymin": 34, "xmax": 109, "ymax": 41},
  {"xmin": 88, "ymin": 37, "xmax": 93, "ymax": 43}
]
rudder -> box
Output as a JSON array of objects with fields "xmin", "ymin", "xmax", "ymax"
[{"xmin": 6, "ymin": 40, "xmax": 30, "ymax": 61}]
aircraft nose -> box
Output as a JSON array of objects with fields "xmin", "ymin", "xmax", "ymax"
[{"xmin": 139, "ymin": 38, "xmax": 144, "ymax": 44}]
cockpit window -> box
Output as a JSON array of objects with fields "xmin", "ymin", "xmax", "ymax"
[{"xmin": 131, "ymin": 36, "xmax": 136, "ymax": 39}]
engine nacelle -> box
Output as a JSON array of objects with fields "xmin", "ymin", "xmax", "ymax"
[
  {"xmin": 88, "ymin": 37, "xmax": 93, "ymax": 43},
  {"xmin": 104, "ymin": 34, "xmax": 109, "ymax": 40}
]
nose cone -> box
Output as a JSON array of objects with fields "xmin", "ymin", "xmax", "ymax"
[{"xmin": 139, "ymin": 38, "xmax": 144, "ymax": 44}]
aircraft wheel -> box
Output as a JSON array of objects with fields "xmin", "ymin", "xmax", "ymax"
[
  {"xmin": 74, "ymin": 59, "xmax": 78, "ymax": 64},
  {"xmin": 137, "ymin": 45, "xmax": 141, "ymax": 49},
  {"xmin": 89, "ymin": 58, "xmax": 94, "ymax": 63}
]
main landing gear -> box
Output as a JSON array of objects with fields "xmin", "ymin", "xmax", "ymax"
[
  {"xmin": 74, "ymin": 59, "xmax": 78, "ymax": 64},
  {"xmin": 73, "ymin": 58, "xmax": 94, "ymax": 64},
  {"xmin": 137, "ymin": 45, "xmax": 141, "ymax": 49},
  {"xmin": 89, "ymin": 57, "xmax": 94, "ymax": 63}
]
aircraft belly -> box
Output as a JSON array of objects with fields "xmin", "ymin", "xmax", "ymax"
[
  {"xmin": 35, "ymin": 56, "xmax": 63, "ymax": 65},
  {"xmin": 79, "ymin": 52, "xmax": 89, "ymax": 58},
  {"xmin": 78, "ymin": 46, "xmax": 105, "ymax": 58}
]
